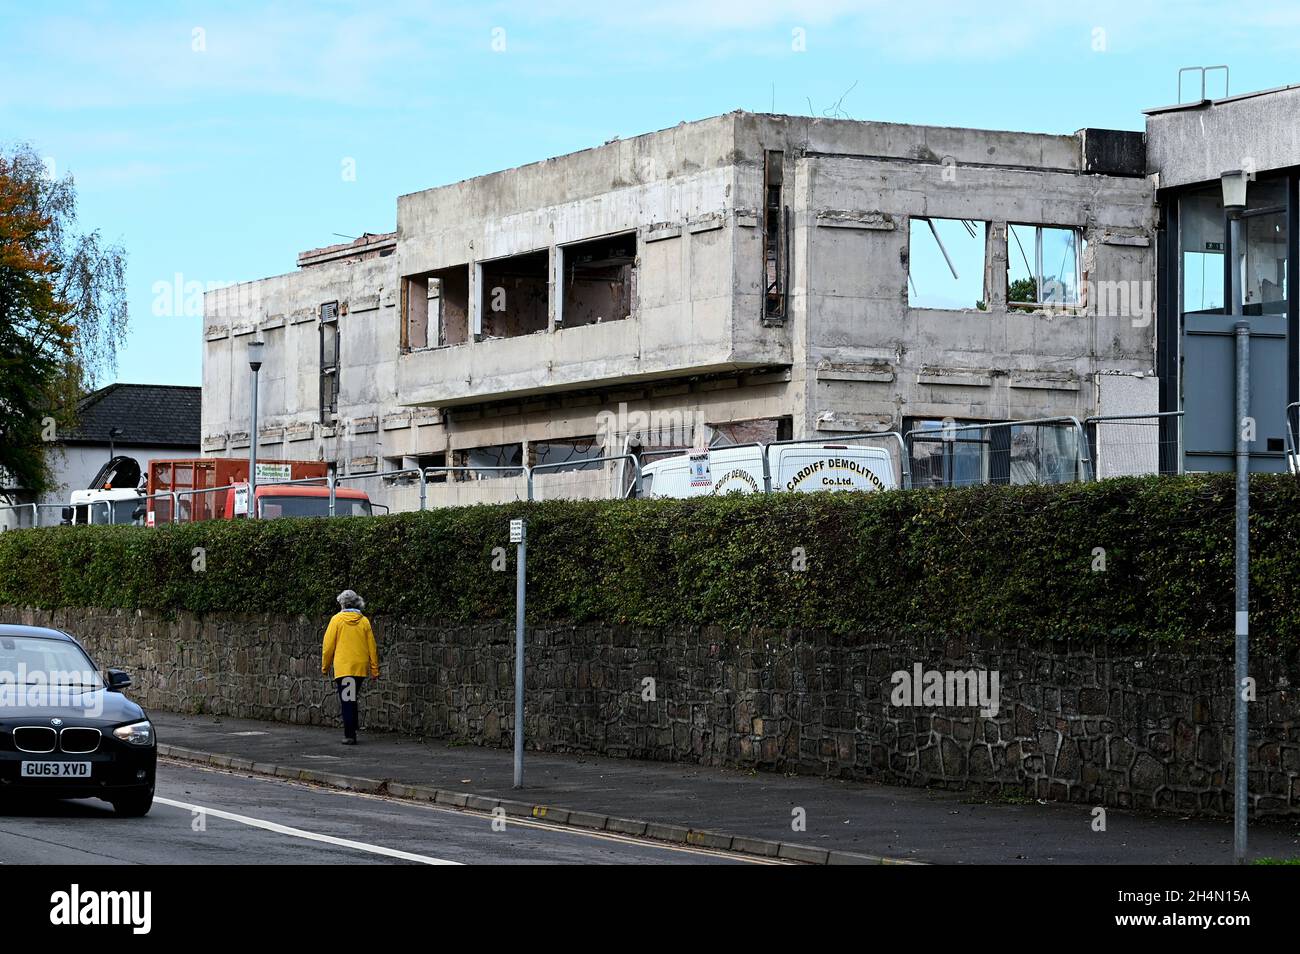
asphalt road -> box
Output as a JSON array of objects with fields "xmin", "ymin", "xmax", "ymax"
[{"xmin": 0, "ymin": 759, "xmax": 770, "ymax": 865}]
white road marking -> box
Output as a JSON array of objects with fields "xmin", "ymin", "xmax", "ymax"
[
  {"xmin": 153, "ymin": 796, "xmax": 462, "ymax": 865},
  {"xmin": 159, "ymin": 758, "xmax": 784, "ymax": 864}
]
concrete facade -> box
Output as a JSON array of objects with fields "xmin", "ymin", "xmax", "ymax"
[{"xmin": 204, "ymin": 110, "xmax": 1162, "ymax": 509}]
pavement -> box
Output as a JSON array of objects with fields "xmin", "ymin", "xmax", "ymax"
[
  {"xmin": 0, "ymin": 761, "xmax": 756, "ymax": 864},
  {"xmin": 151, "ymin": 710, "xmax": 1300, "ymax": 865}
]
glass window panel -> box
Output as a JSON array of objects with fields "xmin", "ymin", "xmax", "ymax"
[
  {"xmin": 1242, "ymin": 178, "xmax": 1289, "ymax": 315},
  {"xmin": 1180, "ymin": 189, "xmax": 1226, "ymax": 314},
  {"xmin": 1008, "ymin": 224, "xmax": 1082, "ymax": 306},
  {"xmin": 1039, "ymin": 227, "xmax": 1081, "ymax": 305}
]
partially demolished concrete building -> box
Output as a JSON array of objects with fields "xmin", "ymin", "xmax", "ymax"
[{"xmin": 203, "ymin": 84, "xmax": 1300, "ymax": 506}]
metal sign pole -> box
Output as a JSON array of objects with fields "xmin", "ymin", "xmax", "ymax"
[
  {"xmin": 1233, "ymin": 318, "xmax": 1250, "ymax": 865},
  {"xmin": 511, "ymin": 518, "xmax": 527, "ymax": 789}
]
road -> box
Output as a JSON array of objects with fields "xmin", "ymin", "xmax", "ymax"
[{"xmin": 0, "ymin": 759, "xmax": 771, "ymax": 865}]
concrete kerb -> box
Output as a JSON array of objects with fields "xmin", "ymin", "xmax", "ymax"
[{"xmin": 156, "ymin": 743, "xmax": 919, "ymax": 865}]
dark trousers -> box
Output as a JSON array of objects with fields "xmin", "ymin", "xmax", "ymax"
[{"xmin": 335, "ymin": 676, "xmax": 366, "ymax": 739}]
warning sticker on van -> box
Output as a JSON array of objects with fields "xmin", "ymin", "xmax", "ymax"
[{"xmin": 688, "ymin": 452, "xmax": 712, "ymax": 488}]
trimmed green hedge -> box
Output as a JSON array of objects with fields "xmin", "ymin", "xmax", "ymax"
[{"xmin": 2, "ymin": 474, "xmax": 1298, "ymax": 647}]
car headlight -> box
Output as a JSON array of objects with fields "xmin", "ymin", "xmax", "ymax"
[{"xmin": 113, "ymin": 720, "xmax": 154, "ymax": 747}]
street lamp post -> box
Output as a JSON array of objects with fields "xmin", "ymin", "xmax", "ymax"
[
  {"xmin": 1221, "ymin": 168, "xmax": 1249, "ymax": 865},
  {"xmin": 247, "ymin": 340, "xmax": 265, "ymax": 518}
]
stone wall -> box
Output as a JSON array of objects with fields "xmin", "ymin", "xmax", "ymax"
[{"xmin": 11, "ymin": 605, "xmax": 1299, "ymax": 817}]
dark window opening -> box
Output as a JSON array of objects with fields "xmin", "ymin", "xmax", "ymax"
[
  {"xmin": 559, "ymin": 233, "xmax": 636, "ymax": 327},
  {"xmin": 452, "ymin": 443, "xmax": 525, "ymax": 478},
  {"xmin": 418, "ymin": 452, "xmax": 447, "ymax": 483},
  {"xmin": 530, "ymin": 436, "xmax": 605, "ymax": 472},
  {"xmin": 480, "ymin": 250, "xmax": 549, "ymax": 338},
  {"xmin": 764, "ymin": 150, "xmax": 786, "ymax": 319},
  {"xmin": 319, "ymin": 301, "xmax": 340, "ymax": 424}
]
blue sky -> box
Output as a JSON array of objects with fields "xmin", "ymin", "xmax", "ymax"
[{"xmin": 3, "ymin": 0, "xmax": 1298, "ymax": 387}]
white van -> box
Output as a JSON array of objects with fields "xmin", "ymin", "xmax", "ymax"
[{"xmin": 640, "ymin": 442, "xmax": 897, "ymax": 498}]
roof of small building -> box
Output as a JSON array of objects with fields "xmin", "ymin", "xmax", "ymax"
[{"xmin": 65, "ymin": 383, "xmax": 202, "ymax": 448}]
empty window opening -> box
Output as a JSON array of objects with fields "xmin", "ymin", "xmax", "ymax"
[
  {"xmin": 1007, "ymin": 224, "xmax": 1085, "ymax": 308},
  {"xmin": 530, "ymin": 436, "xmax": 605, "ymax": 472},
  {"xmin": 403, "ymin": 265, "xmax": 470, "ymax": 350},
  {"xmin": 907, "ymin": 218, "xmax": 988, "ymax": 310},
  {"xmin": 388, "ymin": 453, "xmax": 448, "ymax": 483},
  {"xmin": 559, "ymin": 233, "xmax": 636, "ymax": 328},
  {"xmin": 764, "ymin": 150, "xmax": 787, "ymax": 318},
  {"xmin": 480, "ymin": 250, "xmax": 549, "ymax": 338},
  {"xmin": 319, "ymin": 301, "xmax": 340, "ymax": 424},
  {"xmin": 416, "ymin": 452, "xmax": 447, "ymax": 482}
]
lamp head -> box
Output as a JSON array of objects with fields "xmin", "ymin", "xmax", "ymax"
[{"xmin": 1220, "ymin": 169, "xmax": 1248, "ymax": 213}]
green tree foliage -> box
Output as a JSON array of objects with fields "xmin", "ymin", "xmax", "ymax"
[{"xmin": 0, "ymin": 143, "xmax": 128, "ymax": 496}]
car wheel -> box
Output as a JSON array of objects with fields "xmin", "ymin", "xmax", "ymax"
[{"xmin": 112, "ymin": 788, "xmax": 154, "ymax": 817}]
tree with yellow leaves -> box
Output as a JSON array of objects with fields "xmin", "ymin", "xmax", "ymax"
[{"xmin": 0, "ymin": 143, "xmax": 127, "ymax": 497}]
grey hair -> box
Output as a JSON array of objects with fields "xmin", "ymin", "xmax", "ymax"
[{"xmin": 336, "ymin": 589, "xmax": 365, "ymax": 611}]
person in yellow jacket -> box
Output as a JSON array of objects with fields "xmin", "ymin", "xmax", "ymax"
[{"xmin": 321, "ymin": 589, "xmax": 379, "ymax": 744}]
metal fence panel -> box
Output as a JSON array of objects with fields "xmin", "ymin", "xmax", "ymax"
[
  {"xmin": 905, "ymin": 418, "xmax": 1090, "ymax": 488},
  {"xmin": 1085, "ymin": 412, "xmax": 1183, "ymax": 478},
  {"xmin": 527, "ymin": 454, "xmax": 640, "ymax": 501}
]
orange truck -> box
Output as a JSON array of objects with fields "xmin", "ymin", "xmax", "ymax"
[{"xmin": 145, "ymin": 458, "xmax": 372, "ymax": 525}]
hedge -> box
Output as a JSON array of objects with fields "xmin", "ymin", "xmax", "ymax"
[{"xmin": 1, "ymin": 474, "xmax": 1299, "ymax": 647}]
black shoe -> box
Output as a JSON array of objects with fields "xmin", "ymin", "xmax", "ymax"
[{"xmin": 342, "ymin": 737, "xmax": 357, "ymax": 745}]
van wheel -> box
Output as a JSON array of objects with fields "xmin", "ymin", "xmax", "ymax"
[{"xmin": 112, "ymin": 788, "xmax": 154, "ymax": 817}]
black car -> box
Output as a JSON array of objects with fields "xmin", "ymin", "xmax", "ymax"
[{"xmin": 0, "ymin": 624, "xmax": 156, "ymax": 816}]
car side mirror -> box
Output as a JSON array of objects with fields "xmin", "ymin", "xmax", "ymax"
[
  {"xmin": 61, "ymin": 507, "xmax": 73, "ymax": 522},
  {"xmin": 105, "ymin": 668, "xmax": 132, "ymax": 692}
]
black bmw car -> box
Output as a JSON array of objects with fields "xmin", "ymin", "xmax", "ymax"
[{"xmin": 0, "ymin": 624, "xmax": 156, "ymax": 816}]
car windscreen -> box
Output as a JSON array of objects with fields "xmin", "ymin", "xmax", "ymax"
[
  {"xmin": 259, "ymin": 495, "xmax": 371, "ymax": 518},
  {"xmin": 0, "ymin": 636, "xmax": 102, "ymax": 688}
]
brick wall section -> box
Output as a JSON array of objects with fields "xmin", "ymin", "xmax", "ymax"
[{"xmin": 11, "ymin": 605, "xmax": 1299, "ymax": 817}]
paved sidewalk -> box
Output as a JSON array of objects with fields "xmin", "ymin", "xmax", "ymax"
[{"xmin": 151, "ymin": 711, "xmax": 1300, "ymax": 864}]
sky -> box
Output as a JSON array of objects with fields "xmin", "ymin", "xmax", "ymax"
[{"xmin": 3, "ymin": 0, "xmax": 1299, "ymax": 388}]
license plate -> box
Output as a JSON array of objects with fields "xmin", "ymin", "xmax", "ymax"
[{"xmin": 20, "ymin": 761, "xmax": 91, "ymax": 779}]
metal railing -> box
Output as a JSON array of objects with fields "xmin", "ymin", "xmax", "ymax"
[
  {"xmin": 904, "ymin": 417, "xmax": 1092, "ymax": 488},
  {"xmin": 329, "ymin": 468, "xmax": 427, "ymax": 516},
  {"xmin": 0, "ymin": 503, "xmax": 38, "ymax": 530},
  {"xmin": 421, "ymin": 465, "xmax": 528, "ymax": 509},
  {"xmin": 8, "ymin": 411, "xmax": 1207, "ymax": 530},
  {"xmin": 527, "ymin": 454, "xmax": 641, "ymax": 501},
  {"xmin": 173, "ymin": 483, "xmax": 242, "ymax": 523}
]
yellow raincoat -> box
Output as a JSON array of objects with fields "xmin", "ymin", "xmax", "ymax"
[{"xmin": 321, "ymin": 610, "xmax": 379, "ymax": 679}]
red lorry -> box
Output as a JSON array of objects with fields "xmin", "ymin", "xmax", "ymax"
[{"xmin": 145, "ymin": 458, "xmax": 372, "ymax": 524}]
